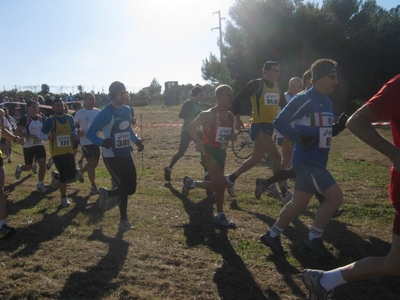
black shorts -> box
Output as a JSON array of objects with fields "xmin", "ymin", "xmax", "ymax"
[
  {"xmin": 23, "ymin": 146, "xmax": 46, "ymax": 165},
  {"xmin": 103, "ymin": 156, "xmax": 137, "ymax": 195},
  {"xmin": 81, "ymin": 144, "xmax": 100, "ymax": 160},
  {"xmin": 73, "ymin": 139, "xmax": 80, "ymax": 150},
  {"xmin": 53, "ymin": 153, "xmax": 76, "ymax": 183}
]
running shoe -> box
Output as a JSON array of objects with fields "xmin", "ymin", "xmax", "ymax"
[
  {"xmin": 61, "ymin": 197, "xmax": 70, "ymax": 207},
  {"xmin": 36, "ymin": 182, "xmax": 48, "ymax": 193},
  {"xmin": 266, "ymin": 184, "xmax": 280, "ymax": 198},
  {"xmin": 78, "ymin": 160, "xmax": 84, "ymax": 170},
  {"xmin": 281, "ymin": 190, "xmax": 293, "ymax": 204},
  {"xmin": 98, "ymin": 187, "xmax": 110, "ymax": 210},
  {"xmin": 332, "ymin": 208, "xmax": 344, "ymax": 218},
  {"xmin": 303, "ymin": 238, "xmax": 334, "ymax": 259},
  {"xmin": 302, "ymin": 269, "xmax": 334, "ymax": 300},
  {"xmin": 32, "ymin": 163, "xmax": 38, "ymax": 174},
  {"xmin": 214, "ymin": 213, "xmax": 236, "ymax": 228},
  {"xmin": 119, "ymin": 219, "xmax": 134, "ymax": 231},
  {"xmin": 76, "ymin": 170, "xmax": 84, "ymax": 183},
  {"xmin": 224, "ymin": 175, "xmax": 236, "ymax": 197},
  {"xmin": 90, "ymin": 185, "xmax": 99, "ymax": 194},
  {"xmin": 0, "ymin": 224, "xmax": 16, "ymax": 239},
  {"xmin": 15, "ymin": 164, "xmax": 22, "ymax": 180},
  {"xmin": 182, "ymin": 176, "xmax": 195, "ymax": 196},
  {"xmin": 51, "ymin": 171, "xmax": 59, "ymax": 188},
  {"xmin": 260, "ymin": 231, "xmax": 285, "ymax": 255},
  {"xmin": 255, "ymin": 178, "xmax": 267, "ymax": 200},
  {"xmin": 46, "ymin": 157, "xmax": 53, "ymax": 170},
  {"xmin": 164, "ymin": 167, "xmax": 172, "ymax": 182}
]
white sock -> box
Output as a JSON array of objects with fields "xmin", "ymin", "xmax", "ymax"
[
  {"xmin": 308, "ymin": 225, "xmax": 324, "ymax": 240},
  {"xmin": 269, "ymin": 224, "xmax": 284, "ymax": 238},
  {"xmin": 0, "ymin": 220, "xmax": 6, "ymax": 227},
  {"xmin": 320, "ymin": 268, "xmax": 347, "ymax": 292}
]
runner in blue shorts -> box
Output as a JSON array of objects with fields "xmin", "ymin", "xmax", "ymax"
[{"xmin": 260, "ymin": 59, "xmax": 344, "ymax": 259}]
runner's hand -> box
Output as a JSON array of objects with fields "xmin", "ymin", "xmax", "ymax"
[
  {"xmin": 102, "ymin": 138, "xmax": 112, "ymax": 149},
  {"xmin": 135, "ymin": 139, "xmax": 144, "ymax": 152}
]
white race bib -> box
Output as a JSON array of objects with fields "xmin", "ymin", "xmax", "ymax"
[
  {"xmin": 114, "ymin": 132, "xmax": 130, "ymax": 148},
  {"xmin": 56, "ymin": 135, "xmax": 71, "ymax": 147},
  {"xmin": 319, "ymin": 128, "xmax": 332, "ymax": 148},
  {"xmin": 215, "ymin": 127, "xmax": 232, "ymax": 149},
  {"xmin": 264, "ymin": 93, "xmax": 279, "ymax": 106}
]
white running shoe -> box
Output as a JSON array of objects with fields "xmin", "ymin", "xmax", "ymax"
[
  {"xmin": 51, "ymin": 171, "xmax": 59, "ymax": 188},
  {"xmin": 32, "ymin": 163, "xmax": 38, "ymax": 174},
  {"xmin": 281, "ymin": 190, "xmax": 293, "ymax": 204},
  {"xmin": 46, "ymin": 157, "xmax": 53, "ymax": 170},
  {"xmin": 61, "ymin": 197, "xmax": 70, "ymax": 207},
  {"xmin": 15, "ymin": 164, "xmax": 22, "ymax": 180},
  {"xmin": 224, "ymin": 175, "xmax": 236, "ymax": 197},
  {"xmin": 36, "ymin": 182, "xmax": 48, "ymax": 193},
  {"xmin": 119, "ymin": 219, "xmax": 134, "ymax": 231}
]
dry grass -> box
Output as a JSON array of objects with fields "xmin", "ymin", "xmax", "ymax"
[{"xmin": 1, "ymin": 104, "xmax": 399, "ymax": 299}]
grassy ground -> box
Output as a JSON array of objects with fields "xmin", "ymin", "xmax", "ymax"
[{"xmin": 1, "ymin": 104, "xmax": 399, "ymax": 299}]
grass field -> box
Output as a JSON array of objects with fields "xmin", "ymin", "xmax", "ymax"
[{"xmin": 1, "ymin": 104, "xmax": 399, "ymax": 299}]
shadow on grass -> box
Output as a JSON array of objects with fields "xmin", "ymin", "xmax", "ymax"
[
  {"xmin": 232, "ymin": 199, "xmax": 400, "ymax": 299},
  {"xmin": 58, "ymin": 229, "xmax": 129, "ymax": 299},
  {"xmin": 0, "ymin": 190, "xmax": 89, "ymax": 257},
  {"xmin": 165, "ymin": 183, "xmax": 270, "ymax": 300}
]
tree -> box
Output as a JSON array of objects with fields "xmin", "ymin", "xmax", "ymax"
[
  {"xmin": 201, "ymin": 53, "xmax": 235, "ymax": 87},
  {"xmin": 148, "ymin": 78, "xmax": 162, "ymax": 98},
  {"xmin": 222, "ymin": 0, "xmax": 400, "ymax": 113}
]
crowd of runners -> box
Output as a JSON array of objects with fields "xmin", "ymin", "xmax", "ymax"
[{"xmin": 1, "ymin": 59, "xmax": 400, "ymax": 299}]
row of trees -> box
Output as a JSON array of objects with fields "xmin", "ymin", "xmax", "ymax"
[{"xmin": 202, "ymin": 0, "xmax": 400, "ymax": 114}]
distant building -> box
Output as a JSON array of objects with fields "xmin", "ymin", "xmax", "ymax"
[{"xmin": 164, "ymin": 81, "xmax": 180, "ymax": 106}]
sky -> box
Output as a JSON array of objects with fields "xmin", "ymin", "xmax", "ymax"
[{"xmin": 0, "ymin": 0, "xmax": 397, "ymax": 94}]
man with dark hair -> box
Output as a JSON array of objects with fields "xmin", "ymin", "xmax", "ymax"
[
  {"xmin": 225, "ymin": 61, "xmax": 290, "ymax": 201},
  {"xmin": 15, "ymin": 100, "xmax": 48, "ymax": 192},
  {"xmin": 302, "ymin": 74, "xmax": 400, "ymax": 299},
  {"xmin": 39, "ymin": 98, "xmax": 80, "ymax": 207},
  {"xmin": 164, "ymin": 86, "xmax": 207, "ymax": 183},
  {"xmin": 86, "ymin": 81, "xmax": 144, "ymax": 231},
  {"xmin": 260, "ymin": 59, "xmax": 343, "ymax": 258}
]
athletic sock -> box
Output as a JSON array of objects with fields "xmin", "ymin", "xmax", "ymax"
[
  {"xmin": 229, "ymin": 173, "xmax": 238, "ymax": 182},
  {"xmin": 308, "ymin": 225, "xmax": 324, "ymax": 240},
  {"xmin": 216, "ymin": 211, "xmax": 224, "ymax": 218},
  {"xmin": 269, "ymin": 223, "xmax": 284, "ymax": 238},
  {"xmin": 319, "ymin": 268, "xmax": 347, "ymax": 292}
]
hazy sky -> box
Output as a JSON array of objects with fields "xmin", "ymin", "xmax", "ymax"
[{"xmin": 0, "ymin": 0, "xmax": 397, "ymax": 94}]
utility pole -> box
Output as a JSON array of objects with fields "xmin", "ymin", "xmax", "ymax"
[{"xmin": 212, "ymin": 10, "xmax": 225, "ymax": 62}]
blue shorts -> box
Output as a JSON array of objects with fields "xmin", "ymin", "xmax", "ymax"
[
  {"xmin": 250, "ymin": 123, "xmax": 274, "ymax": 141},
  {"xmin": 293, "ymin": 162, "xmax": 336, "ymax": 194}
]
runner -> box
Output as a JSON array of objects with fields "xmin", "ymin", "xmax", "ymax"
[
  {"xmin": 86, "ymin": 81, "xmax": 144, "ymax": 231},
  {"xmin": 181, "ymin": 85, "xmax": 236, "ymax": 227}
]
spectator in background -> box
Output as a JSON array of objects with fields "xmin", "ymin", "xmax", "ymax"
[{"xmin": 1, "ymin": 107, "xmax": 16, "ymax": 163}]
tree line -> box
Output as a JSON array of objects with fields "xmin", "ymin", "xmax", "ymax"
[{"xmin": 202, "ymin": 0, "xmax": 400, "ymax": 115}]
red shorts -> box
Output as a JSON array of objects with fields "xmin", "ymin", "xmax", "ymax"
[{"xmin": 389, "ymin": 167, "xmax": 400, "ymax": 235}]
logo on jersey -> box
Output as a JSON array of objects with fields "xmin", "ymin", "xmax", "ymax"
[{"xmin": 118, "ymin": 121, "xmax": 130, "ymax": 130}]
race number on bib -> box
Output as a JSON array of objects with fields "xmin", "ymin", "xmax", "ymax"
[
  {"xmin": 114, "ymin": 132, "xmax": 130, "ymax": 148},
  {"xmin": 216, "ymin": 126, "xmax": 232, "ymax": 149},
  {"xmin": 264, "ymin": 93, "xmax": 279, "ymax": 106},
  {"xmin": 56, "ymin": 135, "xmax": 71, "ymax": 147},
  {"xmin": 319, "ymin": 127, "xmax": 332, "ymax": 148}
]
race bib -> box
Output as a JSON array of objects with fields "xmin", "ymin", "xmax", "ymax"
[
  {"xmin": 264, "ymin": 93, "xmax": 279, "ymax": 106},
  {"xmin": 56, "ymin": 135, "xmax": 71, "ymax": 147},
  {"xmin": 216, "ymin": 127, "xmax": 232, "ymax": 149},
  {"xmin": 114, "ymin": 132, "xmax": 130, "ymax": 148},
  {"xmin": 319, "ymin": 127, "xmax": 332, "ymax": 148}
]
